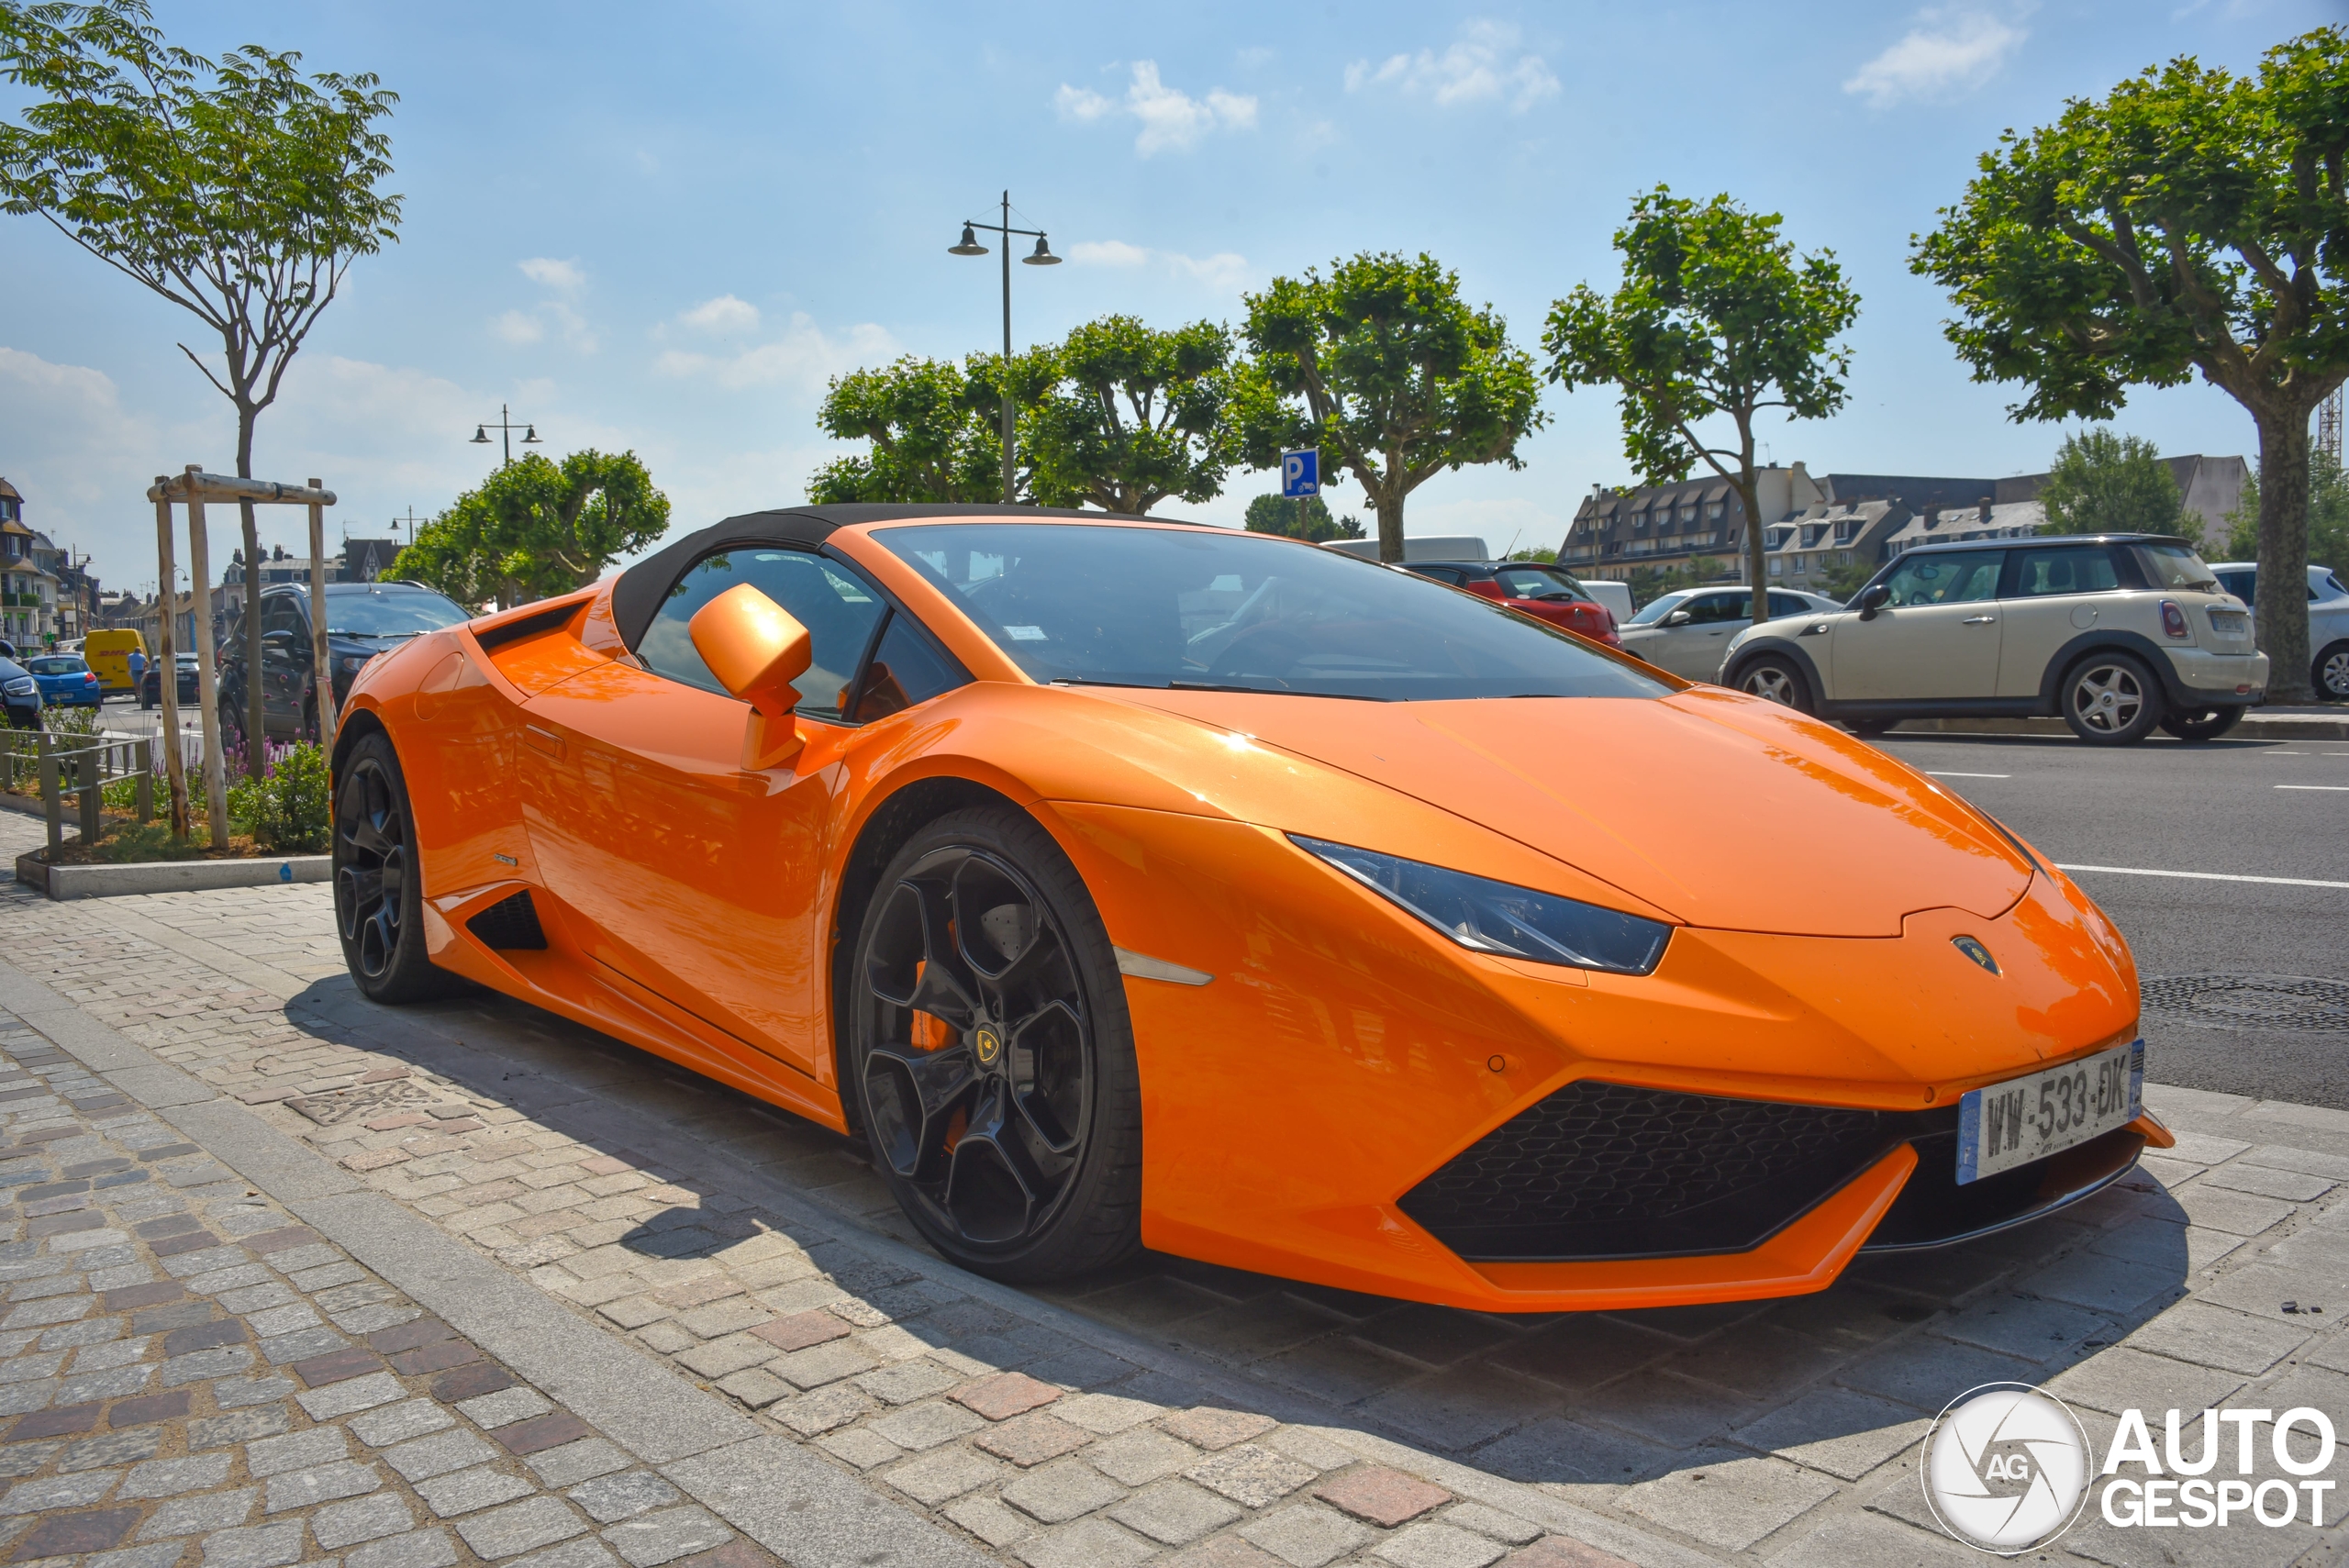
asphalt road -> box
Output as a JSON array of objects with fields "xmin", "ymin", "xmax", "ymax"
[{"xmin": 1874, "ymin": 729, "xmax": 2349, "ymax": 1107}]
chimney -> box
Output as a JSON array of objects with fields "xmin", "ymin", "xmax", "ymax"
[{"xmin": 1977, "ymin": 496, "xmax": 1993, "ymax": 524}]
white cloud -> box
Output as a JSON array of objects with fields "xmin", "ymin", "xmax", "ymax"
[
  {"xmin": 518, "ymin": 256, "xmax": 586, "ymax": 292},
  {"xmin": 1053, "ymin": 61, "xmax": 1257, "ymax": 156},
  {"xmin": 1345, "ymin": 21, "xmax": 1559, "ymax": 114},
  {"xmin": 494, "ymin": 310, "xmax": 544, "ymax": 346},
  {"xmin": 655, "ymin": 312, "xmax": 899, "ymax": 394},
  {"xmin": 1069, "ymin": 242, "xmax": 1249, "ymax": 294},
  {"xmin": 679, "ymin": 295, "xmax": 761, "ymax": 335},
  {"xmin": 1843, "ymin": 9, "xmax": 2026, "ymax": 107}
]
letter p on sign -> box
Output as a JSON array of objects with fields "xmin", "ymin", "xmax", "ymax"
[{"xmin": 1282, "ymin": 449, "xmax": 1319, "ymax": 499}]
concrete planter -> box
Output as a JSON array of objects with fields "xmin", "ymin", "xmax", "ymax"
[{"xmin": 15, "ymin": 850, "xmax": 330, "ymax": 900}]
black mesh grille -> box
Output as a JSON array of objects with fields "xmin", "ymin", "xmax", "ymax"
[
  {"xmin": 466, "ymin": 891, "xmax": 547, "ymax": 951},
  {"xmin": 1398, "ymin": 1080, "xmax": 1933, "ymax": 1262}
]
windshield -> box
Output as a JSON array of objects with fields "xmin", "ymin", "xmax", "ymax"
[
  {"xmin": 875, "ymin": 523, "xmax": 1670, "ymax": 702},
  {"xmin": 27, "ymin": 658, "xmax": 84, "ymax": 675},
  {"xmin": 323, "ymin": 588, "xmax": 471, "ymax": 637},
  {"xmin": 2132, "ymin": 543, "xmax": 2220, "ymax": 594},
  {"xmin": 1493, "ymin": 565, "xmax": 1589, "ymax": 602},
  {"xmin": 1623, "ymin": 593, "xmax": 1691, "ymax": 628}
]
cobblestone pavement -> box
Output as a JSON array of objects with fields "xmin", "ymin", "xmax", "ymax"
[{"xmin": 4, "ymin": 811, "xmax": 2347, "ymax": 1567}]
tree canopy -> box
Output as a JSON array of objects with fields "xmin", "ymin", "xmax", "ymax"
[
  {"xmin": 1545, "ymin": 186, "xmax": 1858, "ymax": 626},
  {"xmin": 394, "ymin": 450, "xmax": 668, "ymax": 610},
  {"xmin": 1228, "ymin": 252, "xmax": 1544, "ymax": 563},
  {"xmin": 1242, "ymin": 493, "xmax": 1364, "ymax": 542},
  {"xmin": 1024, "ymin": 316, "xmax": 1231, "ymax": 514},
  {"xmin": 807, "ymin": 352, "xmax": 1057, "ymax": 505},
  {"xmin": 2037, "ymin": 429, "xmax": 2188, "ymax": 537},
  {"xmin": 1911, "ymin": 28, "xmax": 2349, "ymax": 700}
]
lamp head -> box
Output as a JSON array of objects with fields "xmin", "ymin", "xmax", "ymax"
[
  {"xmin": 1024, "ymin": 234, "xmax": 1061, "ymax": 265},
  {"xmin": 522, "ymin": 425, "xmax": 541, "ymax": 445},
  {"xmin": 470, "ymin": 426, "xmax": 490, "ymax": 444},
  {"xmin": 949, "ymin": 224, "xmax": 989, "ymax": 257}
]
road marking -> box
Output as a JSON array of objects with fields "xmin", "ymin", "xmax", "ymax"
[
  {"xmin": 2276, "ymin": 784, "xmax": 2349, "ymax": 792},
  {"xmin": 2058, "ymin": 864, "xmax": 2349, "ymax": 890},
  {"xmin": 1927, "ymin": 771, "xmax": 2010, "ymax": 779}
]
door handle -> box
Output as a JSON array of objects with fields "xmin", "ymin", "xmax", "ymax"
[
  {"xmin": 523, "ymin": 723, "xmax": 564, "ymax": 760},
  {"xmin": 1962, "ymin": 616, "xmax": 1997, "ymax": 625}
]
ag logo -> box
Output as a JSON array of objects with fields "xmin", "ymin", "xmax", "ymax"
[
  {"xmin": 1922, "ymin": 1383, "xmax": 2092, "ymax": 1554},
  {"xmin": 974, "ymin": 1027, "xmax": 1002, "ymax": 1067}
]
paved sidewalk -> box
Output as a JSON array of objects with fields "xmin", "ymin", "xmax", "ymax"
[{"xmin": 4, "ymin": 810, "xmax": 2347, "ymax": 1567}]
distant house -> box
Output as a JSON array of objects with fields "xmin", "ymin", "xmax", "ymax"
[{"xmin": 340, "ymin": 538, "xmax": 403, "ymax": 583}]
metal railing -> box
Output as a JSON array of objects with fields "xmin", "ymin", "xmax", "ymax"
[{"xmin": 0, "ymin": 729, "xmax": 163, "ymax": 853}]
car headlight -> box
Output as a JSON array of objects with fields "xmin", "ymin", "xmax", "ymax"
[
  {"xmin": 340, "ymin": 654, "xmax": 371, "ymax": 673},
  {"xmin": 3, "ymin": 678, "xmax": 32, "ymax": 696},
  {"xmin": 1289, "ymin": 835, "xmax": 1671, "ymax": 974}
]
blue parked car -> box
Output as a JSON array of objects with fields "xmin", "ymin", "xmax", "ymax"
[
  {"xmin": 24, "ymin": 653, "xmax": 101, "ymax": 709},
  {"xmin": 0, "ymin": 657, "xmax": 36, "ymax": 729}
]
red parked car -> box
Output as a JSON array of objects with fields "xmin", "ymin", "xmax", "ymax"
[{"xmin": 1401, "ymin": 561, "xmax": 1621, "ymax": 646}]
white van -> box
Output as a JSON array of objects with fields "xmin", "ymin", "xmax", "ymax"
[{"xmin": 1577, "ymin": 579, "xmax": 1634, "ymax": 625}]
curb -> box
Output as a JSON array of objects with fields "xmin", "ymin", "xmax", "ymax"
[
  {"xmin": 14, "ymin": 847, "xmax": 330, "ymax": 898},
  {"xmin": 1879, "ymin": 712, "xmax": 2349, "ymax": 740}
]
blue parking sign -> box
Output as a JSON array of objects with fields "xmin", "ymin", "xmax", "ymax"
[{"xmin": 1281, "ymin": 449, "xmax": 1319, "ymax": 498}]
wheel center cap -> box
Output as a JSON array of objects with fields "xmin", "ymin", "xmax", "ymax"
[{"xmin": 974, "ymin": 1026, "xmax": 1003, "ymax": 1068}]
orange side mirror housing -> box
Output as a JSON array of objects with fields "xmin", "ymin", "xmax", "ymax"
[{"xmin": 688, "ymin": 584, "xmax": 811, "ymax": 770}]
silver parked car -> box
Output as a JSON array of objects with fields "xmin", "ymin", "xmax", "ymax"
[
  {"xmin": 2209, "ymin": 562, "xmax": 2349, "ymax": 701},
  {"xmin": 1616, "ymin": 587, "xmax": 1842, "ymax": 682}
]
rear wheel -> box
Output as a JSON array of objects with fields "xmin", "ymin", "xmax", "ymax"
[
  {"xmin": 333, "ymin": 732, "xmax": 454, "ymax": 1004},
  {"xmin": 849, "ymin": 806, "xmax": 1141, "ymax": 1283},
  {"xmin": 1735, "ymin": 657, "xmax": 1812, "ymax": 714},
  {"xmin": 2317, "ymin": 640, "xmax": 2349, "ymax": 702},
  {"xmin": 2159, "ymin": 706, "xmax": 2244, "ymax": 742},
  {"xmin": 2061, "ymin": 651, "xmax": 2165, "ymax": 745}
]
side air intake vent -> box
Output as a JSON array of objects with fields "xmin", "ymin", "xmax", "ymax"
[{"xmin": 467, "ymin": 891, "xmax": 547, "ymax": 951}]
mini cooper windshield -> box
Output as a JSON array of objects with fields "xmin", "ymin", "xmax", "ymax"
[{"xmin": 878, "ymin": 523, "xmax": 1669, "ymax": 702}]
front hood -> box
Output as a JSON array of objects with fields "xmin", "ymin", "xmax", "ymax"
[{"xmin": 1110, "ymin": 685, "xmax": 2031, "ymax": 938}]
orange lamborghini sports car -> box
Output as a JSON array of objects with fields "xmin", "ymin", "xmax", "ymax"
[{"xmin": 330, "ymin": 504, "xmax": 2172, "ymax": 1313}]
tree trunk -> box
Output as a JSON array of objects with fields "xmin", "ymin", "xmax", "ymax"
[
  {"xmin": 1373, "ymin": 484, "xmax": 1406, "ymax": 564},
  {"xmin": 1741, "ymin": 472, "xmax": 1769, "ymax": 626},
  {"xmin": 236, "ymin": 411, "xmax": 264, "ymax": 785},
  {"xmin": 2254, "ymin": 410, "xmax": 2314, "ymax": 705}
]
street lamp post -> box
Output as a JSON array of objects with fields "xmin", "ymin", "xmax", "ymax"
[
  {"xmin": 949, "ymin": 192, "xmax": 1060, "ymax": 505},
  {"xmin": 469, "ymin": 405, "xmax": 542, "ymax": 467}
]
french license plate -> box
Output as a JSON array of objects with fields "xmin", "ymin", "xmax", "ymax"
[
  {"xmin": 2210, "ymin": 611, "xmax": 2249, "ymax": 635},
  {"xmin": 1956, "ymin": 1040, "xmax": 2143, "ymax": 1185}
]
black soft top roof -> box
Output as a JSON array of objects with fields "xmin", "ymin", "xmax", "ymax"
[{"xmin": 608, "ymin": 502, "xmax": 1181, "ymax": 651}]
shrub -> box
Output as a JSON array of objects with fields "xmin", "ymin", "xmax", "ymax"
[{"xmin": 252, "ymin": 742, "xmax": 329, "ymax": 852}]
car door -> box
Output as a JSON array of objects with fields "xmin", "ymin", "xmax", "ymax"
[
  {"xmin": 1996, "ymin": 546, "xmax": 2122, "ymax": 697},
  {"xmin": 518, "ymin": 546, "xmax": 890, "ymax": 1078},
  {"xmin": 1662, "ymin": 592, "xmax": 1749, "ymax": 679},
  {"xmin": 1829, "ymin": 550, "xmax": 2007, "ymax": 700},
  {"xmin": 259, "ymin": 597, "xmax": 309, "ymax": 734}
]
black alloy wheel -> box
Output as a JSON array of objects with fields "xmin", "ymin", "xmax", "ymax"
[
  {"xmin": 2159, "ymin": 706, "xmax": 2245, "ymax": 742},
  {"xmin": 332, "ymin": 732, "xmax": 451, "ymax": 1003},
  {"xmin": 851, "ymin": 806, "xmax": 1141, "ymax": 1281}
]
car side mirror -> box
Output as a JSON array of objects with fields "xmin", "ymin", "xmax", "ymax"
[
  {"xmin": 689, "ymin": 584, "xmax": 812, "ymax": 770},
  {"xmin": 1662, "ymin": 609, "xmax": 1694, "ymax": 628},
  {"xmin": 1855, "ymin": 584, "xmax": 1890, "ymax": 621}
]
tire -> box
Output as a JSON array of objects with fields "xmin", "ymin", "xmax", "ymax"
[
  {"xmin": 2060, "ymin": 651, "xmax": 2165, "ymax": 744},
  {"xmin": 332, "ymin": 731, "xmax": 455, "ymax": 1004},
  {"xmin": 1734, "ymin": 656, "xmax": 1813, "ymax": 714},
  {"xmin": 139, "ymin": 690, "xmax": 153, "ymax": 710},
  {"xmin": 2317, "ymin": 640, "xmax": 2349, "ymax": 702},
  {"xmin": 848, "ymin": 805, "xmax": 1142, "ymax": 1283},
  {"xmin": 1848, "ymin": 717, "xmax": 1898, "ymax": 739},
  {"xmin": 2160, "ymin": 706, "xmax": 2244, "ymax": 742}
]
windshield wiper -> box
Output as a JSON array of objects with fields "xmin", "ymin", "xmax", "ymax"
[{"xmin": 1050, "ymin": 677, "xmax": 1389, "ymax": 702}]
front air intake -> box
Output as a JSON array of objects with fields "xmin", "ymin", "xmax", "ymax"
[{"xmin": 466, "ymin": 891, "xmax": 547, "ymax": 951}]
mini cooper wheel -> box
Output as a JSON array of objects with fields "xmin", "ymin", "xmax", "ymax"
[
  {"xmin": 2159, "ymin": 705, "xmax": 2244, "ymax": 742},
  {"xmin": 2317, "ymin": 640, "xmax": 2349, "ymax": 702},
  {"xmin": 1735, "ymin": 657, "xmax": 1812, "ymax": 713},
  {"xmin": 850, "ymin": 806, "xmax": 1141, "ymax": 1283},
  {"xmin": 333, "ymin": 732, "xmax": 452, "ymax": 1003},
  {"xmin": 2061, "ymin": 651, "xmax": 2164, "ymax": 744}
]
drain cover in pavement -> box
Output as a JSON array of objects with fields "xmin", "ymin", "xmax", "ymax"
[{"xmin": 2141, "ymin": 974, "xmax": 2349, "ymax": 1033}]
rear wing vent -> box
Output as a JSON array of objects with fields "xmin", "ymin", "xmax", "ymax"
[{"xmin": 467, "ymin": 890, "xmax": 547, "ymax": 951}]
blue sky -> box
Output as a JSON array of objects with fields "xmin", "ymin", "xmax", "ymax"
[{"xmin": 0, "ymin": 0, "xmax": 2326, "ymax": 593}]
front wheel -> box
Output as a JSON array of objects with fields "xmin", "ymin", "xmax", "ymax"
[
  {"xmin": 849, "ymin": 806, "xmax": 1141, "ymax": 1283},
  {"xmin": 2316, "ymin": 640, "xmax": 2349, "ymax": 702},
  {"xmin": 2061, "ymin": 651, "xmax": 2165, "ymax": 744},
  {"xmin": 333, "ymin": 732, "xmax": 455, "ymax": 1004},
  {"xmin": 1734, "ymin": 657, "xmax": 1813, "ymax": 714},
  {"xmin": 2160, "ymin": 706, "xmax": 2244, "ymax": 742}
]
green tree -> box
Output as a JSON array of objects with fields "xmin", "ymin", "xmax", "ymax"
[
  {"xmin": 1242, "ymin": 493, "xmax": 1364, "ymax": 542},
  {"xmin": 1026, "ymin": 316, "xmax": 1232, "ymax": 514},
  {"xmin": 1911, "ymin": 29, "xmax": 2349, "ymax": 702},
  {"xmin": 393, "ymin": 450, "xmax": 668, "ymax": 610},
  {"xmin": 1229, "ymin": 252, "xmax": 1545, "ymax": 563},
  {"xmin": 2222, "ymin": 451, "xmax": 2349, "ymax": 576},
  {"xmin": 2037, "ymin": 429, "xmax": 2188, "ymax": 537},
  {"xmin": 1545, "ymin": 186, "xmax": 1859, "ymax": 628},
  {"xmin": 808, "ymin": 353, "xmax": 1049, "ymax": 505},
  {"xmin": 1817, "ymin": 556, "xmax": 1877, "ymax": 604},
  {"xmin": 1507, "ymin": 546, "xmax": 1558, "ymax": 564},
  {"xmin": 0, "ymin": 0, "xmax": 400, "ymax": 781}
]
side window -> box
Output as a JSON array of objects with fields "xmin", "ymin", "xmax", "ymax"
[
  {"xmin": 1413, "ymin": 566, "xmax": 1464, "ymax": 585},
  {"xmin": 261, "ymin": 598, "xmax": 306, "ymax": 657},
  {"xmin": 1686, "ymin": 594, "xmax": 1743, "ymax": 624},
  {"xmin": 1767, "ymin": 592, "xmax": 1809, "ymax": 617},
  {"xmin": 1882, "ymin": 550, "xmax": 2004, "ymax": 606},
  {"xmin": 847, "ymin": 614, "xmax": 967, "ymax": 722},
  {"xmin": 2010, "ymin": 548, "xmax": 2120, "ymax": 597},
  {"xmin": 2217, "ymin": 570, "xmax": 2254, "ymax": 603},
  {"xmin": 639, "ymin": 548, "xmax": 885, "ymax": 722}
]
